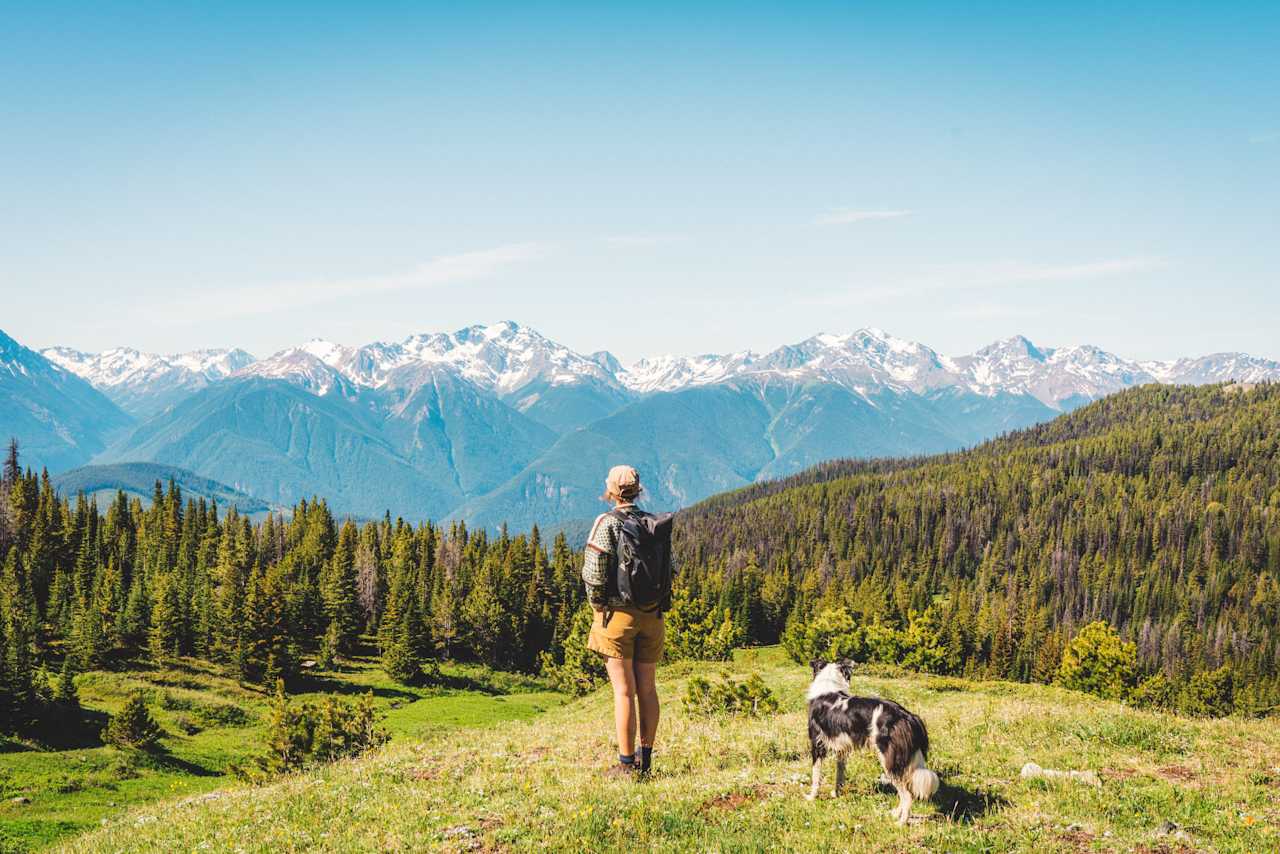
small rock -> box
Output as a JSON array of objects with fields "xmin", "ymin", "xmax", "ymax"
[
  {"xmin": 1063, "ymin": 823, "xmax": 1083, "ymax": 833},
  {"xmin": 1021, "ymin": 761, "xmax": 1102, "ymax": 788},
  {"xmin": 134, "ymin": 815, "xmax": 157, "ymax": 827},
  {"xmin": 1156, "ymin": 820, "xmax": 1179, "ymax": 835},
  {"xmin": 10, "ymin": 796, "xmax": 30, "ymax": 805},
  {"xmin": 442, "ymin": 825, "xmax": 474, "ymax": 839}
]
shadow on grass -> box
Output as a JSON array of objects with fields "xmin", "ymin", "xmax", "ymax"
[
  {"xmin": 427, "ymin": 671, "xmax": 508, "ymax": 696},
  {"xmin": 136, "ymin": 748, "xmax": 220, "ymax": 778},
  {"xmin": 875, "ymin": 779, "xmax": 1009, "ymax": 824},
  {"xmin": 286, "ymin": 673, "xmax": 420, "ymax": 702},
  {"xmin": 29, "ymin": 709, "xmax": 110, "ymax": 750}
]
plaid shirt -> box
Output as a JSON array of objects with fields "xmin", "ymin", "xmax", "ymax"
[{"xmin": 582, "ymin": 504, "xmax": 633, "ymax": 607}]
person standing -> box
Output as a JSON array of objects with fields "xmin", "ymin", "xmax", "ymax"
[{"xmin": 582, "ymin": 465, "xmax": 674, "ymax": 779}]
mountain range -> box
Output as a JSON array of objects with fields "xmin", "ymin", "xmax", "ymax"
[{"xmin": 2, "ymin": 322, "xmax": 1277, "ymax": 529}]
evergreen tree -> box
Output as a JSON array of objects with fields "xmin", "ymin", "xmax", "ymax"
[
  {"xmin": 1057, "ymin": 621, "xmax": 1138, "ymax": 700},
  {"xmin": 148, "ymin": 572, "xmax": 183, "ymax": 661},
  {"xmin": 102, "ymin": 690, "xmax": 162, "ymax": 751}
]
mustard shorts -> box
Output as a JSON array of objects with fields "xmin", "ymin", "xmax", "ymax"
[{"xmin": 588, "ymin": 607, "xmax": 665, "ymax": 663}]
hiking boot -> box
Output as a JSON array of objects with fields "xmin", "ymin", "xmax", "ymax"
[{"xmin": 603, "ymin": 762, "xmax": 638, "ymax": 780}]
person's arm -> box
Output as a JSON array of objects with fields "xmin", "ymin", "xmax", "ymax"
[{"xmin": 582, "ymin": 515, "xmax": 613, "ymax": 609}]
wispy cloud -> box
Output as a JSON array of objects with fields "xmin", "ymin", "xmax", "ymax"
[
  {"xmin": 1248, "ymin": 130, "xmax": 1279, "ymax": 144},
  {"xmin": 142, "ymin": 242, "xmax": 549, "ymax": 323},
  {"xmin": 813, "ymin": 209, "xmax": 913, "ymax": 226},
  {"xmin": 808, "ymin": 256, "xmax": 1167, "ymax": 306},
  {"xmin": 602, "ymin": 234, "xmax": 683, "ymax": 248}
]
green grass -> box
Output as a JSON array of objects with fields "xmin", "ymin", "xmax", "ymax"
[
  {"xmin": 57, "ymin": 646, "xmax": 1280, "ymax": 853},
  {"xmin": 0, "ymin": 655, "xmax": 565, "ymax": 852}
]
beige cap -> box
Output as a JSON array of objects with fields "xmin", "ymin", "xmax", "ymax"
[{"xmin": 603, "ymin": 464, "xmax": 641, "ymax": 501}]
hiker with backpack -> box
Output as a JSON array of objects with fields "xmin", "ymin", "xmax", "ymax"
[{"xmin": 583, "ymin": 465, "xmax": 675, "ymax": 779}]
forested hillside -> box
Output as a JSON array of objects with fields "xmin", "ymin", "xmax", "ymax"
[{"xmin": 673, "ymin": 382, "xmax": 1280, "ymax": 714}]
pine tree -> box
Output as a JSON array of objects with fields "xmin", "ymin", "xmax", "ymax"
[
  {"xmin": 102, "ymin": 690, "xmax": 162, "ymax": 751},
  {"xmin": 2, "ymin": 439, "xmax": 19, "ymax": 488},
  {"xmin": 380, "ymin": 615, "xmax": 422, "ymax": 685},
  {"xmin": 321, "ymin": 522, "xmax": 361, "ymax": 654},
  {"xmin": 255, "ymin": 680, "xmax": 310, "ymax": 775},
  {"xmin": 52, "ymin": 656, "xmax": 80, "ymax": 724},
  {"xmin": 148, "ymin": 572, "xmax": 183, "ymax": 661}
]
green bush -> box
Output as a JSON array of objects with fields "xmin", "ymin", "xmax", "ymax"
[
  {"xmin": 380, "ymin": 623, "xmax": 424, "ymax": 686},
  {"xmin": 1130, "ymin": 673, "xmax": 1177, "ymax": 710},
  {"xmin": 102, "ymin": 690, "xmax": 163, "ymax": 751},
  {"xmin": 665, "ymin": 591, "xmax": 743, "ymax": 661},
  {"xmin": 1056, "ymin": 621, "xmax": 1137, "ymax": 700},
  {"xmin": 539, "ymin": 603, "xmax": 606, "ymax": 695},
  {"xmin": 682, "ymin": 673, "xmax": 779, "ymax": 717},
  {"xmin": 237, "ymin": 680, "xmax": 389, "ymax": 779},
  {"xmin": 1179, "ymin": 665, "xmax": 1234, "ymax": 717},
  {"xmin": 781, "ymin": 606, "xmax": 864, "ymax": 663},
  {"xmin": 900, "ymin": 608, "xmax": 950, "ymax": 674}
]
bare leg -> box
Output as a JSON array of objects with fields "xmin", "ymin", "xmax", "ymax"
[
  {"xmin": 632, "ymin": 660, "xmax": 659, "ymax": 749},
  {"xmin": 835, "ymin": 758, "xmax": 846, "ymax": 796},
  {"xmin": 807, "ymin": 758, "xmax": 822, "ymax": 800},
  {"xmin": 604, "ymin": 657, "xmax": 636, "ymax": 759}
]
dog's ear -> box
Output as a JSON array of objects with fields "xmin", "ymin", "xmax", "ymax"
[
  {"xmin": 809, "ymin": 658, "xmax": 826, "ymax": 677},
  {"xmin": 838, "ymin": 659, "xmax": 854, "ymax": 680}
]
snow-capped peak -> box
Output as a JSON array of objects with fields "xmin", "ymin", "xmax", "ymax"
[
  {"xmin": 395, "ymin": 321, "xmax": 619, "ymax": 395},
  {"xmin": 41, "ymin": 345, "xmax": 257, "ymax": 389},
  {"xmin": 236, "ymin": 322, "xmax": 621, "ymax": 399}
]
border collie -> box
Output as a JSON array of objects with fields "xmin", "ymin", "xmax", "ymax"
[{"xmin": 805, "ymin": 659, "xmax": 939, "ymax": 823}]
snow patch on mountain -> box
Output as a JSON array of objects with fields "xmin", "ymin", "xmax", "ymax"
[
  {"xmin": 242, "ymin": 321, "xmax": 622, "ymax": 399},
  {"xmin": 42, "ymin": 346, "xmax": 255, "ymax": 389}
]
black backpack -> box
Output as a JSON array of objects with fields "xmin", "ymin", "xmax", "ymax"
[{"xmin": 607, "ymin": 508, "xmax": 674, "ymax": 611}]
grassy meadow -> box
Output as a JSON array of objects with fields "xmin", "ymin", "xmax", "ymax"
[
  {"xmin": 0, "ymin": 655, "xmax": 563, "ymax": 852},
  {"xmin": 57, "ymin": 646, "xmax": 1280, "ymax": 853}
]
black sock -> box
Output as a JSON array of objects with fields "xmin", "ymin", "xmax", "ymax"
[
  {"xmin": 637, "ymin": 746, "xmax": 653, "ymax": 772},
  {"xmin": 618, "ymin": 753, "xmax": 635, "ymax": 766}
]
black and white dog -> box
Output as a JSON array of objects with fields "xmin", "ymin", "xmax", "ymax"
[{"xmin": 805, "ymin": 659, "xmax": 939, "ymax": 823}]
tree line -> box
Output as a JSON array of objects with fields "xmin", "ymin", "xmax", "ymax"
[{"xmin": 0, "ymin": 439, "xmax": 594, "ymax": 734}]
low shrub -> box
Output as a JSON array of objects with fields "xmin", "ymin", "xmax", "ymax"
[
  {"xmin": 539, "ymin": 604, "xmax": 606, "ymax": 696},
  {"xmin": 234, "ymin": 680, "xmax": 389, "ymax": 780},
  {"xmin": 683, "ymin": 673, "xmax": 779, "ymax": 717}
]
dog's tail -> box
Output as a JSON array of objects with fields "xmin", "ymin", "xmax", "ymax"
[{"xmin": 907, "ymin": 751, "xmax": 939, "ymax": 800}]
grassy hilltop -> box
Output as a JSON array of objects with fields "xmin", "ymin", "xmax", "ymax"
[{"xmin": 62, "ymin": 647, "xmax": 1278, "ymax": 853}]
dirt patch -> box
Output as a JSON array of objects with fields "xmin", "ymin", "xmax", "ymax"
[
  {"xmin": 701, "ymin": 786, "xmax": 766, "ymax": 813},
  {"xmin": 1157, "ymin": 765, "xmax": 1197, "ymax": 782},
  {"xmin": 1058, "ymin": 829, "xmax": 1095, "ymax": 852},
  {"xmin": 1133, "ymin": 845, "xmax": 1197, "ymax": 854}
]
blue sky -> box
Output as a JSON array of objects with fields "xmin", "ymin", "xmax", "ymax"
[{"xmin": 3, "ymin": 1, "xmax": 1277, "ymax": 364}]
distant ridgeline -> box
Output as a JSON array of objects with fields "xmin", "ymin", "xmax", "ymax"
[
  {"xmin": 673, "ymin": 382, "xmax": 1280, "ymax": 716},
  {"xmin": 0, "ymin": 382, "xmax": 1276, "ymax": 735}
]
